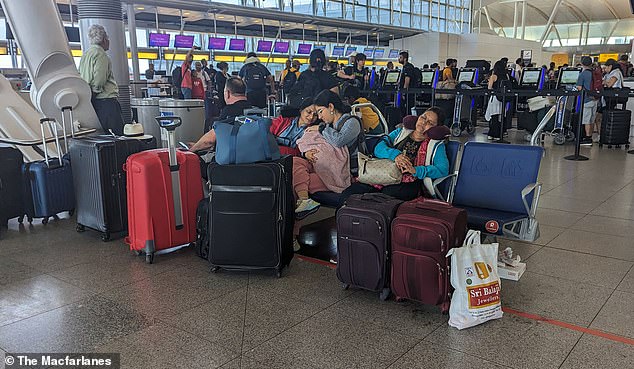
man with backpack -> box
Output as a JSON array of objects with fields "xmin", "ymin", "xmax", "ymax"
[
  {"xmin": 286, "ymin": 48, "xmax": 339, "ymax": 108},
  {"xmin": 239, "ymin": 52, "xmax": 276, "ymax": 108},
  {"xmin": 576, "ymin": 56, "xmax": 600, "ymax": 146}
]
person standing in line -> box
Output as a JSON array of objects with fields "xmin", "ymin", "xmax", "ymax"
[
  {"xmin": 180, "ymin": 47, "xmax": 195, "ymax": 99},
  {"xmin": 576, "ymin": 56, "xmax": 598, "ymax": 146},
  {"xmin": 145, "ymin": 62, "xmax": 155, "ymax": 80},
  {"xmin": 215, "ymin": 62, "xmax": 229, "ymax": 108},
  {"xmin": 239, "ymin": 52, "xmax": 276, "ymax": 108},
  {"xmin": 78, "ymin": 24, "xmax": 125, "ymax": 135}
]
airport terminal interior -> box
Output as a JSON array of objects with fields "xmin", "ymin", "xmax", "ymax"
[{"xmin": 1, "ymin": 0, "xmax": 634, "ymax": 368}]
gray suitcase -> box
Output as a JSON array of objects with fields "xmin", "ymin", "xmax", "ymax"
[{"xmin": 69, "ymin": 136, "xmax": 156, "ymax": 241}]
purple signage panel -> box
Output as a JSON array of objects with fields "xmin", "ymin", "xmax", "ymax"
[
  {"xmin": 174, "ymin": 35, "xmax": 194, "ymax": 48},
  {"xmin": 148, "ymin": 33, "xmax": 170, "ymax": 47}
]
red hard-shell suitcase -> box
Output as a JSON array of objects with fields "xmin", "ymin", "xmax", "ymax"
[
  {"xmin": 391, "ymin": 197, "xmax": 467, "ymax": 313},
  {"xmin": 336, "ymin": 193, "xmax": 403, "ymax": 300},
  {"xmin": 125, "ymin": 117, "xmax": 203, "ymax": 263}
]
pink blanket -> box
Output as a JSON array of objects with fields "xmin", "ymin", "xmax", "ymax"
[{"xmin": 297, "ymin": 130, "xmax": 351, "ymax": 193}]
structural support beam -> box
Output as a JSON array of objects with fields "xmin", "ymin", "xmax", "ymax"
[
  {"xmin": 539, "ymin": 0, "xmax": 563, "ymax": 43},
  {"xmin": 512, "ymin": 1, "xmax": 518, "ymax": 38},
  {"xmin": 127, "ymin": 4, "xmax": 140, "ymax": 85},
  {"xmin": 552, "ymin": 24, "xmax": 564, "ymax": 47},
  {"xmin": 520, "ymin": 0, "xmax": 526, "ymax": 39},
  {"xmin": 605, "ymin": 20, "xmax": 620, "ymax": 43}
]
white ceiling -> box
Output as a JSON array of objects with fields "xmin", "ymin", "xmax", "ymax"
[{"xmin": 478, "ymin": 0, "xmax": 633, "ymax": 28}]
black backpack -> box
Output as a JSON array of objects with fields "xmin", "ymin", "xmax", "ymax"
[
  {"xmin": 172, "ymin": 66, "xmax": 183, "ymax": 88},
  {"xmin": 244, "ymin": 63, "xmax": 267, "ymax": 91},
  {"xmin": 410, "ymin": 67, "xmax": 423, "ymax": 88},
  {"xmin": 282, "ymin": 69, "xmax": 298, "ymax": 93},
  {"xmin": 288, "ymin": 70, "xmax": 322, "ymax": 107}
]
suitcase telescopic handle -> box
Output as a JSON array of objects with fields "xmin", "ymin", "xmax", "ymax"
[
  {"xmin": 155, "ymin": 116, "xmax": 182, "ymax": 131},
  {"xmin": 39, "ymin": 118, "xmax": 63, "ymax": 167}
]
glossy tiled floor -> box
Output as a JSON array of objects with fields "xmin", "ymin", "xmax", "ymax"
[{"xmin": 1, "ymin": 128, "xmax": 633, "ymax": 369}]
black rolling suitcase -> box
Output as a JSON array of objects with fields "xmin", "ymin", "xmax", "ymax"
[
  {"xmin": 336, "ymin": 193, "xmax": 403, "ymax": 300},
  {"xmin": 600, "ymin": 110, "xmax": 631, "ymax": 148},
  {"xmin": 0, "ymin": 147, "xmax": 27, "ymax": 229},
  {"xmin": 207, "ymin": 155, "xmax": 294, "ymax": 277},
  {"xmin": 69, "ymin": 135, "xmax": 156, "ymax": 241}
]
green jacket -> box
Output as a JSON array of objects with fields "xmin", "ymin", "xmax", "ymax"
[{"xmin": 78, "ymin": 44, "xmax": 118, "ymax": 99}]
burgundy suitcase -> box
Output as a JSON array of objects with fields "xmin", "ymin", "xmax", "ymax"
[
  {"xmin": 336, "ymin": 193, "xmax": 403, "ymax": 300},
  {"xmin": 391, "ymin": 197, "xmax": 467, "ymax": 313}
]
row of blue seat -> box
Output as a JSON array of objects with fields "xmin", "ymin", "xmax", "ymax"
[{"xmin": 310, "ymin": 141, "xmax": 544, "ymax": 242}]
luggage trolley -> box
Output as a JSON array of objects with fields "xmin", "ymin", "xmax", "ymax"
[{"xmin": 450, "ymin": 68, "xmax": 480, "ymax": 137}]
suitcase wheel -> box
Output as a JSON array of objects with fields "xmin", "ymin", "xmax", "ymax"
[
  {"xmin": 133, "ymin": 250, "xmax": 142, "ymax": 256},
  {"xmin": 466, "ymin": 124, "xmax": 476, "ymax": 135},
  {"xmin": 440, "ymin": 301, "xmax": 450, "ymax": 315},
  {"xmin": 42, "ymin": 217, "xmax": 49, "ymax": 225},
  {"xmin": 27, "ymin": 216, "xmax": 33, "ymax": 224},
  {"xmin": 17, "ymin": 216, "xmax": 24, "ymax": 224},
  {"xmin": 608, "ymin": 145, "xmax": 613, "ymax": 149},
  {"xmin": 616, "ymin": 145, "xmax": 621, "ymax": 149},
  {"xmin": 210, "ymin": 266, "xmax": 220, "ymax": 273},
  {"xmin": 395, "ymin": 297, "xmax": 406, "ymax": 303},
  {"xmin": 68, "ymin": 209, "xmax": 75, "ymax": 217},
  {"xmin": 379, "ymin": 288, "xmax": 391, "ymax": 301},
  {"xmin": 341, "ymin": 283, "xmax": 350, "ymax": 290},
  {"xmin": 275, "ymin": 269, "xmax": 282, "ymax": 279},
  {"xmin": 101, "ymin": 232, "xmax": 111, "ymax": 242},
  {"xmin": 599, "ymin": 143, "xmax": 603, "ymax": 148},
  {"xmin": 145, "ymin": 253, "xmax": 154, "ymax": 264},
  {"xmin": 76, "ymin": 224, "xmax": 85, "ymax": 233}
]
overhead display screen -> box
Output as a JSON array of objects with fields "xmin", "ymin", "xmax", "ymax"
[
  {"xmin": 363, "ymin": 48, "xmax": 374, "ymax": 58},
  {"xmin": 274, "ymin": 41, "xmax": 290, "ymax": 53},
  {"xmin": 345, "ymin": 46, "xmax": 357, "ymax": 56},
  {"xmin": 148, "ymin": 33, "xmax": 170, "ymax": 47},
  {"xmin": 208, "ymin": 37, "xmax": 226, "ymax": 50},
  {"xmin": 373, "ymin": 48, "xmax": 385, "ymax": 59},
  {"xmin": 229, "ymin": 38, "xmax": 246, "ymax": 51},
  {"xmin": 332, "ymin": 46, "xmax": 345, "ymax": 57},
  {"xmin": 297, "ymin": 43, "xmax": 312, "ymax": 54},
  {"xmin": 174, "ymin": 35, "xmax": 194, "ymax": 48},
  {"xmin": 257, "ymin": 40, "xmax": 273, "ymax": 53},
  {"xmin": 388, "ymin": 49, "xmax": 400, "ymax": 59}
]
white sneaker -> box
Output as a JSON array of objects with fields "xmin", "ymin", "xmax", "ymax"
[{"xmin": 295, "ymin": 198, "xmax": 320, "ymax": 214}]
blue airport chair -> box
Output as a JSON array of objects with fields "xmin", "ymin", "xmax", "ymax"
[{"xmin": 452, "ymin": 142, "xmax": 543, "ymax": 242}]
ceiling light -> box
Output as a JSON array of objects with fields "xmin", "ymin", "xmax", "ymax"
[
  {"xmin": 183, "ymin": 12, "xmax": 190, "ymax": 15},
  {"xmin": 372, "ymin": 32, "xmax": 377, "ymax": 35},
  {"xmin": 284, "ymin": 23, "xmax": 291, "ymax": 26},
  {"xmin": 136, "ymin": 7, "xmax": 145, "ymax": 10},
  {"xmin": 218, "ymin": 16, "xmax": 225, "ymax": 19},
  {"xmin": 254, "ymin": 19, "xmax": 260, "ymax": 23}
]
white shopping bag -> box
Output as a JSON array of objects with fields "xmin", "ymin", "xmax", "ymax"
[{"xmin": 446, "ymin": 230, "xmax": 503, "ymax": 329}]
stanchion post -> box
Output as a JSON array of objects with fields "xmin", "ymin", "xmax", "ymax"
[{"xmin": 564, "ymin": 89, "xmax": 589, "ymax": 161}]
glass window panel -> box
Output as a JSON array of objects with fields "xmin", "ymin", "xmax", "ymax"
[
  {"xmin": 294, "ymin": 0, "xmax": 313, "ymax": 13},
  {"xmin": 379, "ymin": 0, "xmax": 390, "ymax": 9},
  {"xmin": 215, "ymin": 0, "xmax": 242, "ymax": 4},
  {"xmin": 431, "ymin": 3, "xmax": 439, "ymax": 17},
  {"xmin": 355, "ymin": 5, "xmax": 367, "ymax": 21},
  {"xmin": 402, "ymin": 13, "xmax": 411, "ymax": 28},
  {"xmin": 379, "ymin": 9, "xmax": 391, "ymax": 25},
  {"xmin": 401, "ymin": 0, "xmax": 411, "ymax": 13},
  {"xmin": 326, "ymin": 0, "xmax": 342, "ymax": 18},
  {"xmin": 412, "ymin": 14, "xmax": 421, "ymax": 29}
]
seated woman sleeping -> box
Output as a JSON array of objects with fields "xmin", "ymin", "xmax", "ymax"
[
  {"xmin": 341, "ymin": 107, "xmax": 450, "ymax": 202},
  {"xmin": 270, "ymin": 98, "xmax": 318, "ymax": 156}
]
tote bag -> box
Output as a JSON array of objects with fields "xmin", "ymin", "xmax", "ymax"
[{"xmin": 446, "ymin": 230, "xmax": 503, "ymax": 330}]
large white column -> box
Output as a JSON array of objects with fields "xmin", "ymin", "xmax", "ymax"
[{"xmin": 77, "ymin": 0, "xmax": 132, "ymax": 124}]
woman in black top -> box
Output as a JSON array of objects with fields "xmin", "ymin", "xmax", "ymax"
[{"xmin": 486, "ymin": 60, "xmax": 508, "ymax": 140}]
